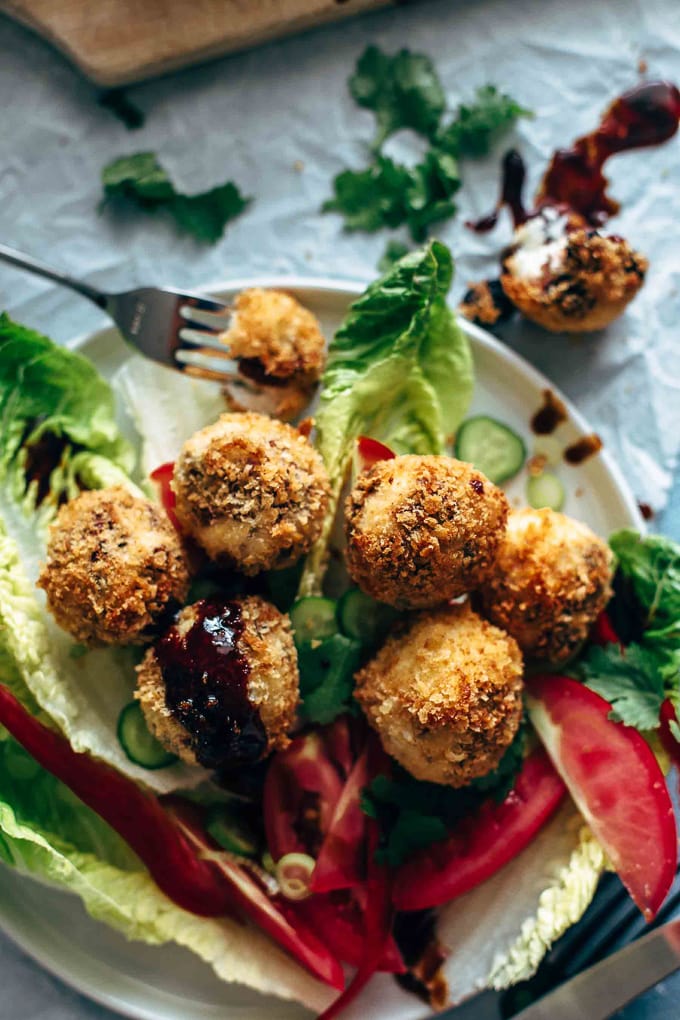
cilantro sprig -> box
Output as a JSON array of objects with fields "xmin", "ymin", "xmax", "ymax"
[
  {"xmin": 101, "ymin": 153, "xmax": 251, "ymax": 243},
  {"xmin": 325, "ymin": 46, "xmax": 530, "ymax": 243}
]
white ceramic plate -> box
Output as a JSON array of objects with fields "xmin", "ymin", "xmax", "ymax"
[{"xmin": 0, "ymin": 278, "xmax": 643, "ymax": 1020}]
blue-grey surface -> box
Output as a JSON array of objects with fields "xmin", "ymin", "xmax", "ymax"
[{"xmin": 0, "ymin": 0, "xmax": 679, "ymax": 1017}]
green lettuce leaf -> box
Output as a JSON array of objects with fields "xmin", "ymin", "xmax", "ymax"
[
  {"xmin": 300, "ymin": 241, "xmax": 473, "ymax": 594},
  {"xmin": 0, "ymin": 733, "xmax": 330, "ymax": 1011},
  {"xmin": 101, "ymin": 153, "xmax": 251, "ymax": 243},
  {"xmin": 610, "ymin": 530, "xmax": 680, "ymax": 649},
  {"xmin": 0, "ymin": 315, "xmax": 200, "ymax": 791}
]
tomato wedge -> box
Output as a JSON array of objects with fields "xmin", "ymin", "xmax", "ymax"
[
  {"xmin": 394, "ymin": 749, "xmax": 566, "ymax": 911},
  {"xmin": 295, "ymin": 891, "xmax": 404, "ymax": 973},
  {"xmin": 527, "ymin": 674, "xmax": 677, "ymax": 921},
  {"xmin": 150, "ymin": 461, "xmax": 180, "ymax": 530},
  {"xmin": 355, "ymin": 436, "xmax": 395, "ymax": 474}
]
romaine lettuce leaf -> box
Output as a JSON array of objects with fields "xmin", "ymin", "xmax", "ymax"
[
  {"xmin": 0, "ymin": 315, "xmax": 201, "ymax": 791},
  {"xmin": 301, "ymin": 241, "xmax": 473, "ymax": 593},
  {"xmin": 0, "ymin": 734, "xmax": 331, "ymax": 1012}
]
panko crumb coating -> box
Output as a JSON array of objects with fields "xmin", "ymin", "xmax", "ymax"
[
  {"xmin": 344, "ymin": 455, "xmax": 509, "ymax": 609},
  {"xmin": 221, "ymin": 289, "xmax": 326, "ymax": 420},
  {"xmin": 173, "ymin": 412, "xmax": 330, "ymax": 575},
  {"xmin": 37, "ymin": 486, "xmax": 190, "ymax": 646},
  {"xmin": 501, "ymin": 228, "xmax": 647, "ymax": 333},
  {"xmin": 355, "ymin": 602, "xmax": 524, "ymax": 787},
  {"xmin": 135, "ymin": 595, "xmax": 299, "ymax": 769},
  {"xmin": 478, "ymin": 507, "xmax": 613, "ymax": 664}
]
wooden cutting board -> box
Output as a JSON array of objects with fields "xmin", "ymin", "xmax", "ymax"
[{"xmin": 0, "ymin": 0, "xmax": 395, "ymax": 86}]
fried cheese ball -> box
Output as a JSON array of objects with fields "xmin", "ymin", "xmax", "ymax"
[
  {"xmin": 135, "ymin": 595, "xmax": 299, "ymax": 770},
  {"xmin": 37, "ymin": 486, "xmax": 190, "ymax": 646},
  {"xmin": 500, "ymin": 215, "xmax": 647, "ymax": 333},
  {"xmin": 478, "ymin": 507, "xmax": 613, "ymax": 664},
  {"xmin": 355, "ymin": 602, "xmax": 524, "ymax": 787},
  {"xmin": 173, "ymin": 412, "xmax": 330, "ymax": 575},
  {"xmin": 221, "ymin": 289, "xmax": 326, "ymax": 420},
  {"xmin": 344, "ymin": 455, "xmax": 509, "ymax": 609}
]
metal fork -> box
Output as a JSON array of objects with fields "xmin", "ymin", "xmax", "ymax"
[{"xmin": 0, "ymin": 242, "xmax": 239, "ymax": 382}]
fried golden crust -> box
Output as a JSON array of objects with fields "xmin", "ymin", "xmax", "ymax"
[
  {"xmin": 135, "ymin": 595, "xmax": 299, "ymax": 767},
  {"xmin": 37, "ymin": 486, "xmax": 190, "ymax": 646},
  {"xmin": 344, "ymin": 455, "xmax": 509, "ymax": 609},
  {"xmin": 355, "ymin": 602, "xmax": 524, "ymax": 786},
  {"xmin": 501, "ymin": 230, "xmax": 647, "ymax": 333},
  {"xmin": 222, "ymin": 288, "xmax": 325, "ymax": 381},
  {"xmin": 173, "ymin": 412, "xmax": 330, "ymax": 575},
  {"xmin": 477, "ymin": 507, "xmax": 613, "ymax": 664}
]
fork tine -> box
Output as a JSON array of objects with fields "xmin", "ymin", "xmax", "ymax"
[
  {"xmin": 179, "ymin": 304, "xmax": 233, "ymax": 331},
  {"xmin": 178, "ymin": 326, "xmax": 233, "ymax": 353},
  {"xmin": 180, "ymin": 293, "xmax": 232, "ymax": 314},
  {"xmin": 175, "ymin": 347, "xmax": 240, "ymax": 380}
]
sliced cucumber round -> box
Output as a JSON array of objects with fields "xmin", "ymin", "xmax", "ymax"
[
  {"xmin": 526, "ymin": 471, "xmax": 566, "ymax": 512},
  {"xmin": 206, "ymin": 806, "xmax": 259, "ymax": 858},
  {"xmin": 290, "ymin": 596, "xmax": 338, "ymax": 648},
  {"xmin": 337, "ymin": 589, "xmax": 398, "ymax": 647},
  {"xmin": 117, "ymin": 701, "xmax": 177, "ymax": 770},
  {"xmin": 455, "ymin": 416, "xmax": 526, "ymax": 484}
]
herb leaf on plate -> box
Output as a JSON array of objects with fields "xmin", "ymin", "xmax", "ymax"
[
  {"xmin": 299, "ymin": 241, "xmax": 473, "ymax": 594},
  {"xmin": 101, "ymin": 152, "xmax": 251, "ymax": 243},
  {"xmin": 349, "ymin": 45, "xmax": 446, "ymax": 146},
  {"xmin": 578, "ymin": 643, "xmax": 666, "ymax": 730},
  {"xmin": 437, "ymin": 85, "xmax": 532, "ymax": 158}
]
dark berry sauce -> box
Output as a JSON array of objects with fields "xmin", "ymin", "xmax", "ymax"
[
  {"xmin": 156, "ymin": 598, "xmax": 267, "ymax": 770},
  {"xmin": 467, "ymin": 148, "xmax": 529, "ymax": 232},
  {"xmin": 531, "ymin": 389, "xmax": 568, "ymax": 435},
  {"xmin": 564, "ymin": 433, "xmax": 603, "ymax": 464},
  {"xmin": 394, "ymin": 909, "xmax": 449, "ymax": 1009}
]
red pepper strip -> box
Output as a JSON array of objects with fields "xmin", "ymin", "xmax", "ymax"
[
  {"xmin": 393, "ymin": 749, "xmax": 567, "ymax": 912},
  {"xmin": 295, "ymin": 892, "xmax": 405, "ymax": 973},
  {"xmin": 166, "ymin": 799, "xmax": 345, "ymax": 991},
  {"xmin": 591, "ymin": 610, "xmax": 621, "ymax": 647},
  {"xmin": 0, "ymin": 684, "xmax": 233, "ymax": 917},
  {"xmin": 323, "ymin": 715, "xmax": 356, "ymax": 781},
  {"xmin": 150, "ymin": 461, "xmax": 180, "ymax": 531},
  {"xmin": 355, "ymin": 436, "xmax": 396, "ymax": 475},
  {"xmin": 317, "ymin": 818, "xmax": 395, "ymax": 1020},
  {"xmin": 263, "ymin": 730, "xmax": 345, "ymax": 860},
  {"xmin": 311, "ymin": 746, "xmax": 370, "ymax": 893}
]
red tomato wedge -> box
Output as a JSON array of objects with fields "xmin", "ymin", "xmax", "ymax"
[
  {"xmin": 527, "ymin": 675, "xmax": 677, "ymax": 921},
  {"xmin": 150, "ymin": 461, "xmax": 180, "ymax": 530},
  {"xmin": 355, "ymin": 436, "xmax": 395, "ymax": 474},
  {"xmin": 393, "ymin": 749, "xmax": 566, "ymax": 911}
]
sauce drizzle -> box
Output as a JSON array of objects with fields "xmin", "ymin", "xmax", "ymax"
[
  {"xmin": 531, "ymin": 389, "xmax": 568, "ymax": 435},
  {"xmin": 156, "ymin": 598, "xmax": 267, "ymax": 770},
  {"xmin": 564, "ymin": 434, "xmax": 603, "ymax": 464}
]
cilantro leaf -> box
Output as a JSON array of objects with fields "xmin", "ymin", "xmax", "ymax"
[
  {"xmin": 610, "ymin": 530, "xmax": 680, "ymax": 648},
  {"xmin": 297, "ymin": 634, "xmax": 363, "ymax": 724},
  {"xmin": 98, "ymin": 89, "xmax": 145, "ymax": 130},
  {"xmin": 438, "ymin": 85, "xmax": 531, "ymax": 158},
  {"xmin": 577, "ymin": 643, "xmax": 666, "ymax": 730},
  {"xmin": 324, "ymin": 149, "xmax": 460, "ymax": 241},
  {"xmin": 101, "ymin": 153, "xmax": 250, "ymax": 243},
  {"xmin": 362, "ymin": 721, "xmax": 527, "ymax": 866},
  {"xmin": 349, "ymin": 46, "xmax": 445, "ymax": 146}
]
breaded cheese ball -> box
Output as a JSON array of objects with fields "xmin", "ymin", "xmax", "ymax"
[
  {"xmin": 478, "ymin": 507, "xmax": 613, "ymax": 664},
  {"xmin": 355, "ymin": 602, "xmax": 524, "ymax": 787},
  {"xmin": 173, "ymin": 412, "xmax": 330, "ymax": 575},
  {"xmin": 221, "ymin": 289, "xmax": 326, "ymax": 420},
  {"xmin": 136, "ymin": 595, "xmax": 299, "ymax": 770},
  {"xmin": 500, "ymin": 218, "xmax": 647, "ymax": 333},
  {"xmin": 37, "ymin": 486, "xmax": 190, "ymax": 646},
  {"xmin": 344, "ymin": 455, "xmax": 509, "ymax": 609}
]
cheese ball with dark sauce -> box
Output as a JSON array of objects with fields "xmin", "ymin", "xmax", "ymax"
[
  {"xmin": 135, "ymin": 595, "xmax": 299, "ymax": 770},
  {"xmin": 344, "ymin": 455, "xmax": 509, "ymax": 609},
  {"xmin": 37, "ymin": 486, "xmax": 190, "ymax": 645},
  {"xmin": 355, "ymin": 602, "xmax": 524, "ymax": 787},
  {"xmin": 477, "ymin": 507, "xmax": 613, "ymax": 663},
  {"xmin": 173, "ymin": 412, "xmax": 330, "ymax": 575}
]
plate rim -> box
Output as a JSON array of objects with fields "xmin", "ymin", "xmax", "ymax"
[{"xmin": 2, "ymin": 273, "xmax": 644, "ymax": 1020}]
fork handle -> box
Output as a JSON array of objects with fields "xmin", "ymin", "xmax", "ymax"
[{"xmin": 0, "ymin": 242, "xmax": 109, "ymax": 310}]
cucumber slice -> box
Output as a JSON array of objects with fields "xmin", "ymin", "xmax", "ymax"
[
  {"xmin": 455, "ymin": 416, "xmax": 526, "ymax": 484},
  {"xmin": 117, "ymin": 702, "xmax": 177, "ymax": 770},
  {"xmin": 206, "ymin": 806, "xmax": 259, "ymax": 858},
  {"xmin": 337, "ymin": 589, "xmax": 398, "ymax": 647},
  {"xmin": 290, "ymin": 596, "xmax": 338, "ymax": 647},
  {"xmin": 527, "ymin": 471, "xmax": 566, "ymax": 511}
]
